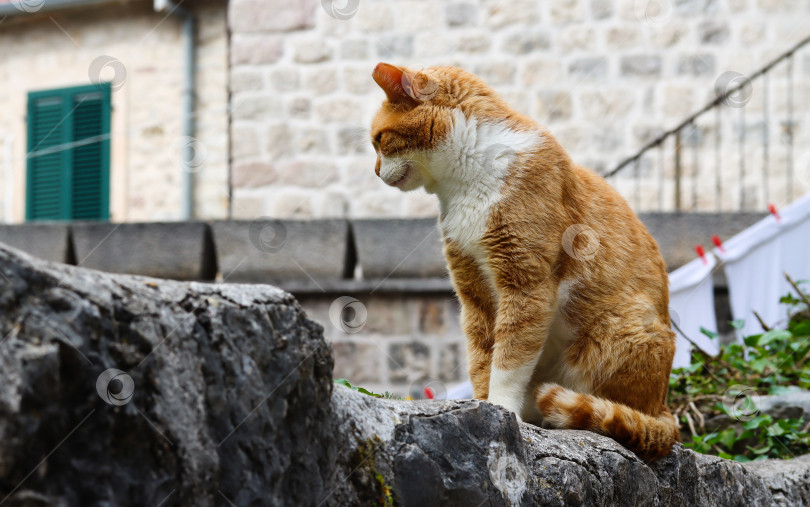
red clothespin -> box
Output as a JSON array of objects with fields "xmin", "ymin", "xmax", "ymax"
[
  {"xmin": 711, "ymin": 234, "xmax": 726, "ymax": 253},
  {"xmin": 768, "ymin": 203, "xmax": 782, "ymax": 223},
  {"xmin": 423, "ymin": 386, "xmax": 435, "ymax": 400},
  {"xmin": 695, "ymin": 245, "xmax": 708, "ymax": 265}
]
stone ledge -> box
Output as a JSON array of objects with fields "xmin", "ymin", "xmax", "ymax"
[
  {"xmin": 210, "ymin": 218, "xmax": 353, "ymax": 284},
  {"xmin": 280, "ymin": 277, "xmax": 453, "ymax": 295},
  {"xmin": 71, "ymin": 221, "xmax": 215, "ymax": 281},
  {"xmin": 352, "ymin": 218, "xmax": 445, "ymax": 279},
  {"xmin": 0, "ymin": 223, "xmax": 72, "ymax": 264},
  {"xmin": 0, "ymin": 213, "xmax": 765, "ymax": 289}
]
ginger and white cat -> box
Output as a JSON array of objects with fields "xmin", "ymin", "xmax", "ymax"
[{"xmin": 370, "ymin": 62, "xmax": 680, "ymax": 460}]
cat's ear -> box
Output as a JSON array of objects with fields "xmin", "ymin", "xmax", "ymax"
[{"xmin": 372, "ymin": 62, "xmax": 420, "ymax": 106}]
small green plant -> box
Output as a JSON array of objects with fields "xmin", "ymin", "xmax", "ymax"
[
  {"xmin": 334, "ymin": 378, "xmax": 403, "ymax": 400},
  {"xmin": 669, "ymin": 274, "xmax": 810, "ymax": 461}
]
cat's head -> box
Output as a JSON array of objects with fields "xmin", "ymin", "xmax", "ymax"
[{"xmin": 369, "ymin": 63, "xmax": 535, "ymax": 194}]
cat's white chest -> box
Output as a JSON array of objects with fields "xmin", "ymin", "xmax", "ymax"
[
  {"xmin": 434, "ymin": 110, "xmax": 544, "ymax": 298},
  {"xmin": 440, "ymin": 203, "xmax": 499, "ymax": 296}
]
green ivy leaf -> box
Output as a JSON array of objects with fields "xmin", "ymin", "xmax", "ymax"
[
  {"xmin": 700, "ymin": 327, "xmax": 719, "ymax": 339},
  {"xmin": 730, "ymin": 319, "xmax": 746, "ymax": 330},
  {"xmin": 758, "ymin": 329, "xmax": 792, "ymax": 346},
  {"xmin": 717, "ymin": 428, "xmax": 739, "ymax": 449}
]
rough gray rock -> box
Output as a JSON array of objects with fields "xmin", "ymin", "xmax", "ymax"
[
  {"xmin": 1, "ymin": 242, "xmax": 809, "ymax": 506},
  {"xmin": 329, "ymin": 387, "xmax": 810, "ymax": 507},
  {"xmin": 0, "ymin": 243, "xmax": 333, "ymax": 506}
]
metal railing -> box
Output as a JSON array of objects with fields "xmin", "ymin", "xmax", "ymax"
[{"xmin": 603, "ymin": 34, "xmax": 810, "ymax": 212}]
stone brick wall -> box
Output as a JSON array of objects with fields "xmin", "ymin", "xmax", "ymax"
[
  {"xmin": 0, "ymin": 0, "xmax": 229, "ymax": 223},
  {"xmin": 228, "ymin": 0, "xmax": 810, "ymax": 217},
  {"xmin": 301, "ymin": 293, "xmax": 468, "ymax": 398}
]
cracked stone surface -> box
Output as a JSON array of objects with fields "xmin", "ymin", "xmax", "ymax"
[
  {"xmin": 1, "ymin": 243, "xmax": 810, "ymax": 506},
  {"xmin": 0, "ymin": 244, "xmax": 333, "ymax": 506}
]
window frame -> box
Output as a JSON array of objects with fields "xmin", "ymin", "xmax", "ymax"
[{"xmin": 25, "ymin": 83, "xmax": 111, "ymax": 221}]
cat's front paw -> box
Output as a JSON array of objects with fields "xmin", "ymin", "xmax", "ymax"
[{"xmin": 487, "ymin": 395, "xmax": 524, "ymax": 422}]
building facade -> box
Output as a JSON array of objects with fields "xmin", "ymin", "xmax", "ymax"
[
  {"xmin": 1, "ymin": 0, "xmax": 809, "ymax": 224},
  {"xmin": 0, "ymin": 0, "xmax": 229, "ymax": 223}
]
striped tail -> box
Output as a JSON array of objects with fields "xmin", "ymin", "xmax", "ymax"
[{"xmin": 535, "ymin": 383, "xmax": 680, "ymax": 461}]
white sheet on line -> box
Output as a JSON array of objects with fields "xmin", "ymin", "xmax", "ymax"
[
  {"xmin": 719, "ymin": 191, "xmax": 810, "ymax": 339},
  {"xmin": 668, "ymin": 254, "xmax": 719, "ymax": 369}
]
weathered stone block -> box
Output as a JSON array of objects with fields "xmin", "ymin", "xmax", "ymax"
[
  {"xmin": 231, "ymin": 161, "xmax": 278, "ymax": 188},
  {"xmin": 551, "ymin": 0, "xmax": 585, "ymax": 23},
  {"xmin": 501, "ymin": 30, "xmax": 551, "ymax": 54},
  {"xmin": 272, "ymin": 190, "xmax": 315, "ymax": 218},
  {"xmin": 534, "ymin": 90, "xmax": 572, "ymax": 121},
  {"xmin": 336, "ymin": 126, "xmax": 370, "ymax": 155},
  {"xmin": 568, "ymin": 56, "xmax": 607, "ymax": 79},
  {"xmin": 521, "ymin": 57, "xmax": 563, "ymax": 85},
  {"xmin": 331, "ymin": 342, "xmax": 382, "ymax": 384},
  {"xmin": 293, "ymin": 128, "xmax": 329, "ymax": 154},
  {"xmin": 210, "ymin": 219, "xmax": 351, "ymax": 283},
  {"xmin": 678, "ymin": 54, "xmax": 716, "ymax": 76},
  {"xmin": 232, "ymin": 94, "xmax": 283, "ymax": 120},
  {"xmin": 230, "ymin": 34, "xmax": 283, "ymax": 65},
  {"xmin": 621, "ymin": 55, "xmax": 662, "ymax": 77},
  {"xmin": 606, "ymin": 25, "xmax": 641, "ymax": 47},
  {"xmin": 314, "ymin": 97, "xmax": 366, "ymax": 123},
  {"xmin": 286, "ymin": 97, "xmax": 311, "ymax": 119},
  {"xmin": 293, "ymin": 39, "xmax": 333, "ymax": 63},
  {"xmin": 446, "ymin": 2, "xmax": 478, "ymax": 26},
  {"xmin": 364, "ymin": 297, "xmax": 414, "ymax": 335},
  {"xmin": 558, "ymin": 26, "xmax": 595, "ymax": 51},
  {"xmin": 376, "ymin": 34, "xmax": 414, "ymax": 58},
  {"xmin": 439, "ymin": 343, "xmax": 465, "ymax": 382},
  {"xmin": 352, "ymin": 218, "xmax": 445, "ymax": 279},
  {"xmin": 473, "ymin": 61, "xmax": 517, "ymax": 85},
  {"xmin": 591, "ymin": 0, "xmax": 614, "ymax": 19},
  {"xmin": 228, "ymin": 0, "xmax": 317, "ymax": 33},
  {"xmin": 699, "ymin": 20, "xmax": 730, "ymax": 44},
  {"xmin": 389, "ymin": 341, "xmax": 431, "ymax": 383},
  {"xmin": 0, "ymin": 223, "xmax": 71, "ymax": 264},
  {"xmin": 456, "ymin": 35, "xmax": 490, "ymax": 53},
  {"xmin": 229, "ymin": 69, "xmax": 264, "ymax": 93},
  {"xmin": 269, "ymin": 67, "xmax": 301, "ymax": 92},
  {"xmin": 340, "ymin": 39, "xmax": 368, "ymax": 60},
  {"xmin": 71, "ymin": 222, "xmax": 215, "ymax": 280}
]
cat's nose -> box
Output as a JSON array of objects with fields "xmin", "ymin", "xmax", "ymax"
[{"xmin": 375, "ymin": 155, "xmax": 381, "ymax": 177}]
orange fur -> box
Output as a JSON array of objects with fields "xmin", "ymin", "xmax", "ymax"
[{"xmin": 370, "ymin": 63, "xmax": 679, "ymax": 461}]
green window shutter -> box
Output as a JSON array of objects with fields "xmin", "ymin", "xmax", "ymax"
[
  {"xmin": 26, "ymin": 84, "xmax": 111, "ymax": 221},
  {"xmin": 26, "ymin": 95, "xmax": 66, "ymax": 220}
]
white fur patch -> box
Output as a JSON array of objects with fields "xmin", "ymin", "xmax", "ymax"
[
  {"xmin": 488, "ymin": 356, "xmax": 541, "ymax": 420},
  {"xmin": 433, "ymin": 110, "xmax": 543, "ymax": 255}
]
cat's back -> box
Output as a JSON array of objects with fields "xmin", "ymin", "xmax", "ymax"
[{"xmin": 567, "ymin": 163, "xmax": 669, "ymax": 288}]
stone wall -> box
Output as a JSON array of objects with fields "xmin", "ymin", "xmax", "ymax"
[
  {"xmin": 302, "ymin": 293, "xmax": 468, "ymax": 398},
  {"xmin": 0, "ymin": 0, "xmax": 229, "ymax": 223},
  {"xmin": 227, "ymin": 0, "xmax": 810, "ymax": 217}
]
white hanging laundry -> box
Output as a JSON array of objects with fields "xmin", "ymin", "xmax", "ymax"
[
  {"xmin": 442, "ymin": 381, "xmax": 473, "ymax": 400},
  {"xmin": 668, "ymin": 254, "xmax": 720, "ymax": 368},
  {"xmin": 719, "ymin": 192, "xmax": 810, "ymax": 340}
]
